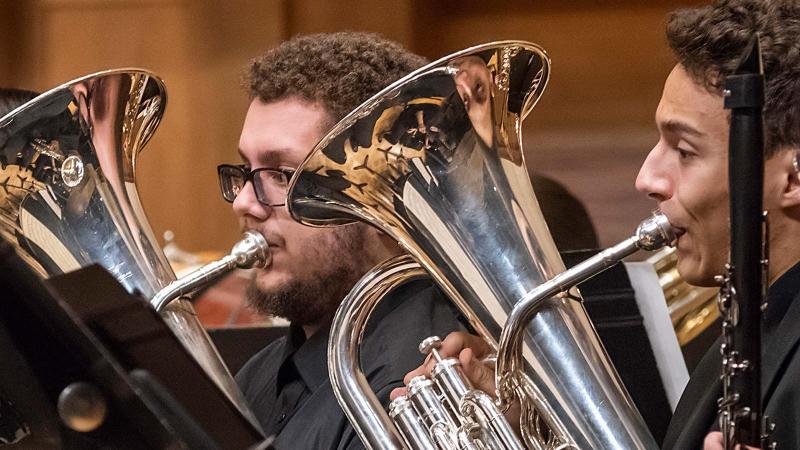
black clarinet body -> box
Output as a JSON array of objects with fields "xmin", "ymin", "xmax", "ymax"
[{"xmin": 718, "ymin": 35, "xmax": 773, "ymax": 449}]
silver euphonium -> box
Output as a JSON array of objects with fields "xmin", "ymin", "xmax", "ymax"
[
  {"xmin": 286, "ymin": 41, "xmax": 674, "ymax": 449},
  {"xmin": 0, "ymin": 70, "xmax": 266, "ymax": 434}
]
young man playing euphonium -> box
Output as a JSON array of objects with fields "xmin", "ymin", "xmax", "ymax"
[{"xmin": 226, "ymin": 32, "xmax": 468, "ymax": 449}]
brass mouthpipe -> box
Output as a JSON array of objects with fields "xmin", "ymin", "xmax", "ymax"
[
  {"xmin": 495, "ymin": 211, "xmax": 675, "ymax": 407},
  {"xmin": 151, "ymin": 231, "xmax": 270, "ymax": 311}
]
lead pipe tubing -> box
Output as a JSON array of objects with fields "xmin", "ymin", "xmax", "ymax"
[
  {"xmin": 495, "ymin": 212, "xmax": 675, "ymax": 403},
  {"xmin": 151, "ymin": 231, "xmax": 270, "ymax": 311},
  {"xmin": 328, "ymin": 255, "xmax": 427, "ymax": 450}
]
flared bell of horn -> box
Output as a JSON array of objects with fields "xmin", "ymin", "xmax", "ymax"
[
  {"xmin": 0, "ymin": 70, "xmax": 262, "ymax": 434},
  {"xmin": 288, "ymin": 42, "xmax": 657, "ymax": 448}
]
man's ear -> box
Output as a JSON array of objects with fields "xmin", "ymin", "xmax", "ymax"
[{"xmin": 779, "ymin": 148, "xmax": 800, "ymax": 208}]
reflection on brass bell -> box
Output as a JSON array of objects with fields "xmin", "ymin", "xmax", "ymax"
[
  {"xmin": 57, "ymin": 381, "xmax": 107, "ymax": 432},
  {"xmin": 60, "ymin": 155, "xmax": 85, "ymax": 188}
]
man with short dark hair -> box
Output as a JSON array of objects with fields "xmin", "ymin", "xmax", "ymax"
[
  {"xmin": 225, "ymin": 32, "xmax": 467, "ymax": 449},
  {"xmin": 636, "ymin": 1, "xmax": 800, "ymax": 448}
]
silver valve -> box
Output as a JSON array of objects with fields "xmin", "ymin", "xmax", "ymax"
[
  {"xmin": 420, "ymin": 335, "xmax": 473, "ymax": 386},
  {"xmin": 389, "ymin": 395, "xmax": 438, "ymax": 450},
  {"xmin": 419, "ymin": 336, "xmax": 473, "ymax": 416},
  {"xmin": 416, "ymin": 337, "xmax": 519, "ymax": 450},
  {"xmin": 419, "ymin": 336, "xmax": 445, "ymax": 363}
]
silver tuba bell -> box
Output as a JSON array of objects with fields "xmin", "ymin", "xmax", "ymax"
[
  {"xmin": 287, "ymin": 41, "xmax": 673, "ymax": 449},
  {"xmin": 0, "ymin": 69, "xmax": 264, "ymax": 433}
]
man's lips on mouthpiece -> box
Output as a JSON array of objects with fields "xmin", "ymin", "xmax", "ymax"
[
  {"xmin": 672, "ymin": 226, "xmax": 687, "ymax": 238},
  {"xmin": 246, "ymin": 228, "xmax": 279, "ymax": 247}
]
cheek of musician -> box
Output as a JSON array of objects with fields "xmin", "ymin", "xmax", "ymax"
[{"xmin": 643, "ymin": 65, "xmax": 731, "ymax": 287}]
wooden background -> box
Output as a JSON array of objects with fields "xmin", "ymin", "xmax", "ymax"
[{"xmin": 0, "ymin": 0, "xmax": 702, "ymax": 253}]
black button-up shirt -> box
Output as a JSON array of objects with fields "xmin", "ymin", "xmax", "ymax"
[
  {"xmin": 662, "ymin": 260, "xmax": 800, "ymax": 449},
  {"xmin": 235, "ymin": 279, "xmax": 467, "ymax": 449}
]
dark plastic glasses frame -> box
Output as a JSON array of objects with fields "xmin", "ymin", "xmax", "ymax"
[{"xmin": 217, "ymin": 164, "xmax": 294, "ymax": 207}]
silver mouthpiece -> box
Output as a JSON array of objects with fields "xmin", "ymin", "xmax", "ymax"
[
  {"xmin": 232, "ymin": 231, "xmax": 271, "ymax": 269},
  {"xmin": 635, "ymin": 211, "xmax": 676, "ymax": 251},
  {"xmin": 151, "ymin": 231, "xmax": 271, "ymax": 311}
]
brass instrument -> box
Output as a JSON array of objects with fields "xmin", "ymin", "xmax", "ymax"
[
  {"xmin": 648, "ymin": 247, "xmax": 719, "ymax": 346},
  {"xmin": 287, "ymin": 41, "xmax": 672, "ymax": 449},
  {"xmin": 0, "ymin": 70, "xmax": 264, "ymax": 433},
  {"xmin": 151, "ymin": 230, "xmax": 269, "ymax": 312}
]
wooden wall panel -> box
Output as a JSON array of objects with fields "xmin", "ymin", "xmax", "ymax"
[
  {"xmin": 4, "ymin": 0, "xmax": 286, "ymax": 251},
  {"xmin": 410, "ymin": 4, "xmax": 678, "ymax": 129},
  {"xmin": 287, "ymin": 0, "xmax": 413, "ymax": 43},
  {"xmin": 407, "ymin": 3, "xmax": 689, "ymax": 246},
  {"xmin": 5, "ymin": 0, "xmax": 702, "ymax": 251},
  {"xmin": 0, "ymin": 0, "xmax": 18, "ymax": 85}
]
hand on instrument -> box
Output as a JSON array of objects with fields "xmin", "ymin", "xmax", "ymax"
[
  {"xmin": 390, "ymin": 331, "xmax": 495, "ymax": 400},
  {"xmin": 703, "ymin": 432, "xmax": 761, "ymax": 450},
  {"xmin": 389, "ymin": 331, "xmax": 521, "ymax": 436}
]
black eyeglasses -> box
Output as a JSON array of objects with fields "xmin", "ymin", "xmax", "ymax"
[{"xmin": 217, "ymin": 164, "xmax": 295, "ymax": 206}]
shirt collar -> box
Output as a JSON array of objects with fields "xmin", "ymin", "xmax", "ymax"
[
  {"xmin": 273, "ymin": 279, "xmax": 433, "ymax": 393},
  {"xmin": 290, "ymin": 322, "xmax": 332, "ymax": 391},
  {"xmin": 765, "ymin": 260, "xmax": 800, "ymax": 330},
  {"xmin": 278, "ymin": 324, "xmax": 306, "ymax": 365},
  {"xmin": 274, "ymin": 326, "xmax": 304, "ymax": 393}
]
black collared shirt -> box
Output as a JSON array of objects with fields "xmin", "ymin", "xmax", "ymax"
[
  {"xmin": 235, "ymin": 279, "xmax": 467, "ymax": 449},
  {"xmin": 662, "ymin": 260, "xmax": 800, "ymax": 449},
  {"xmin": 761, "ymin": 262, "xmax": 800, "ymax": 345}
]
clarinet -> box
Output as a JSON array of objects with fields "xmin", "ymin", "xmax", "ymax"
[{"xmin": 717, "ymin": 35, "xmax": 774, "ymax": 449}]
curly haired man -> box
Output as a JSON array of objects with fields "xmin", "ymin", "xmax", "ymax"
[
  {"xmin": 224, "ymin": 32, "xmax": 467, "ymax": 449},
  {"xmin": 636, "ymin": 0, "xmax": 800, "ymax": 448}
]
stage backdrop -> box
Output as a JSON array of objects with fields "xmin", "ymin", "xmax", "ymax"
[{"xmin": 0, "ymin": 0, "xmax": 701, "ymax": 253}]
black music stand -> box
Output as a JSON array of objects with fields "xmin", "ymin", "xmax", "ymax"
[{"xmin": 0, "ymin": 238, "xmax": 267, "ymax": 449}]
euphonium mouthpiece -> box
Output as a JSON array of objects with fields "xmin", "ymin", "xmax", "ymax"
[
  {"xmin": 151, "ymin": 231, "xmax": 271, "ymax": 311},
  {"xmin": 230, "ymin": 231, "xmax": 272, "ymax": 269},
  {"xmin": 636, "ymin": 211, "xmax": 676, "ymax": 251}
]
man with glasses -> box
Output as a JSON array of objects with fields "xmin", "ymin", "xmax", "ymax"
[
  {"xmin": 219, "ymin": 32, "xmax": 469, "ymax": 449},
  {"xmin": 218, "ymin": 165, "xmax": 295, "ymax": 209}
]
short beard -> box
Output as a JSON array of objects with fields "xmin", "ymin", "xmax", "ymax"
[{"xmin": 246, "ymin": 224, "xmax": 370, "ymax": 327}]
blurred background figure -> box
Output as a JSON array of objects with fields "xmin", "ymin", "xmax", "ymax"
[{"xmin": 0, "ymin": 89, "xmax": 37, "ymax": 118}]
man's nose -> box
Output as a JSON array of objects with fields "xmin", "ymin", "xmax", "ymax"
[
  {"xmin": 635, "ymin": 146, "xmax": 672, "ymax": 202},
  {"xmin": 232, "ymin": 181, "xmax": 270, "ymax": 220}
]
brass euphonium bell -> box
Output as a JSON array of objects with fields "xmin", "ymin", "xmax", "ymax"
[
  {"xmin": 287, "ymin": 42, "xmax": 668, "ymax": 449},
  {"xmin": 0, "ymin": 70, "xmax": 263, "ymax": 434}
]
